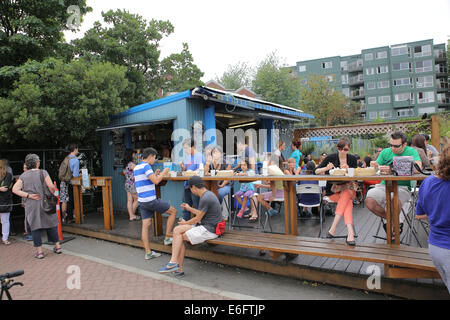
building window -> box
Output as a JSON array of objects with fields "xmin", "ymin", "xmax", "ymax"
[
  {"xmin": 341, "ymin": 74, "xmax": 348, "ymax": 85},
  {"xmin": 366, "ymin": 67, "xmax": 375, "ymax": 75},
  {"xmin": 377, "ymin": 80, "xmax": 390, "ymax": 89},
  {"xmin": 415, "ymin": 60, "xmax": 432, "ymax": 73},
  {"xmin": 414, "ymin": 44, "xmax": 432, "ymax": 57},
  {"xmin": 369, "ymin": 111, "xmax": 378, "ymax": 119},
  {"xmin": 393, "ymin": 77, "xmax": 412, "ymax": 87},
  {"xmin": 365, "ymin": 53, "xmax": 373, "ymax": 61},
  {"xmin": 368, "ymin": 97, "xmax": 377, "ymax": 104},
  {"xmin": 417, "ymin": 91, "xmax": 435, "ymax": 104},
  {"xmin": 322, "ymin": 61, "xmax": 332, "ymax": 69},
  {"xmin": 298, "ymin": 65, "xmax": 306, "ymax": 72},
  {"xmin": 394, "ymin": 92, "xmax": 414, "ymax": 102},
  {"xmin": 366, "ymin": 81, "xmax": 376, "ymax": 90},
  {"xmin": 376, "ymin": 51, "xmax": 387, "ymax": 59},
  {"xmin": 340, "ymin": 61, "xmax": 348, "ymax": 71},
  {"xmin": 392, "ymin": 62, "xmax": 411, "ymax": 71},
  {"xmin": 397, "ymin": 109, "xmax": 414, "ymax": 117},
  {"xmin": 391, "ymin": 45, "xmax": 409, "ymax": 56},
  {"xmin": 342, "ymin": 88, "xmax": 350, "ymax": 97},
  {"xmin": 379, "ymin": 110, "xmax": 392, "ymax": 119},
  {"xmin": 376, "ymin": 65, "xmax": 389, "ymax": 74},
  {"xmin": 418, "ymin": 107, "xmax": 435, "ymax": 115},
  {"xmin": 378, "ymin": 96, "xmax": 391, "ymax": 104},
  {"xmin": 416, "ymin": 76, "xmax": 434, "ymax": 88}
]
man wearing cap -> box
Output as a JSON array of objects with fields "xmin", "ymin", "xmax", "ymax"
[
  {"xmin": 158, "ymin": 176, "xmax": 222, "ymax": 277},
  {"xmin": 134, "ymin": 147, "xmax": 178, "ymax": 260}
]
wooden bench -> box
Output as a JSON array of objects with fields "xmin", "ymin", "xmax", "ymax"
[{"xmin": 206, "ymin": 230, "xmax": 440, "ymax": 279}]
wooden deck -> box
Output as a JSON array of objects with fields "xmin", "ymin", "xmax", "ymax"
[{"xmin": 61, "ymin": 201, "xmax": 450, "ymax": 300}]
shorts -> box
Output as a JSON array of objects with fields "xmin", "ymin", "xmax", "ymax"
[
  {"xmin": 59, "ymin": 181, "xmax": 69, "ymax": 203},
  {"xmin": 366, "ymin": 184, "xmax": 410, "ymax": 209},
  {"xmin": 234, "ymin": 190, "xmax": 255, "ymax": 198},
  {"xmin": 138, "ymin": 199, "xmax": 170, "ymax": 220},
  {"xmin": 263, "ymin": 189, "xmax": 284, "ymax": 201},
  {"xmin": 185, "ymin": 225, "xmax": 218, "ymax": 245}
]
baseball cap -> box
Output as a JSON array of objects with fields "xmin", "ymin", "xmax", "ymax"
[{"xmin": 188, "ymin": 176, "xmax": 205, "ymax": 188}]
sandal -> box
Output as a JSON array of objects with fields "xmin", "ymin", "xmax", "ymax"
[
  {"xmin": 35, "ymin": 252, "xmax": 45, "ymax": 259},
  {"xmin": 249, "ymin": 216, "xmax": 258, "ymax": 222},
  {"xmin": 53, "ymin": 247, "xmax": 62, "ymax": 254},
  {"xmin": 130, "ymin": 216, "xmax": 142, "ymax": 221},
  {"xmin": 2, "ymin": 240, "xmax": 11, "ymax": 245}
]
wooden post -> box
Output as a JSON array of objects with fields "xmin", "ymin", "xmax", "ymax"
[
  {"xmin": 431, "ymin": 115, "xmax": 440, "ymax": 151},
  {"xmin": 102, "ymin": 180, "xmax": 111, "ymax": 230},
  {"xmin": 385, "ymin": 181, "xmax": 392, "ymax": 245},
  {"xmin": 392, "ymin": 181, "xmax": 400, "ymax": 245},
  {"xmin": 289, "ymin": 181, "xmax": 298, "ymax": 236},
  {"xmin": 72, "ymin": 179, "xmax": 83, "ymax": 225},
  {"xmin": 283, "ymin": 182, "xmax": 290, "ymax": 235}
]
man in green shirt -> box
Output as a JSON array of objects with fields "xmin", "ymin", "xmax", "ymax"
[{"xmin": 365, "ymin": 131, "xmax": 422, "ymax": 236}]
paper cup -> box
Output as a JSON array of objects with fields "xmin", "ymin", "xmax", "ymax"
[
  {"xmin": 347, "ymin": 168, "xmax": 355, "ymax": 177},
  {"xmin": 170, "ymin": 171, "xmax": 177, "ymax": 177},
  {"xmin": 210, "ymin": 170, "xmax": 216, "ymax": 176}
]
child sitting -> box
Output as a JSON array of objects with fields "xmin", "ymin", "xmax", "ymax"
[
  {"xmin": 233, "ymin": 158, "xmax": 255, "ymax": 218},
  {"xmin": 255, "ymin": 165, "xmax": 285, "ymax": 217},
  {"xmin": 284, "ymin": 157, "xmax": 300, "ymax": 175}
]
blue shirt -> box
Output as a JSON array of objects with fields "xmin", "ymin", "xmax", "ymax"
[
  {"xmin": 239, "ymin": 170, "xmax": 255, "ymax": 192},
  {"xmin": 69, "ymin": 155, "xmax": 80, "ymax": 185},
  {"xmin": 183, "ymin": 152, "xmax": 205, "ymax": 188},
  {"xmin": 134, "ymin": 162, "xmax": 156, "ymax": 202},
  {"xmin": 416, "ymin": 175, "xmax": 450, "ymax": 250},
  {"xmin": 290, "ymin": 150, "xmax": 302, "ymax": 169}
]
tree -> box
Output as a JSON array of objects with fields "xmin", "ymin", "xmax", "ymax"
[
  {"xmin": 0, "ymin": 58, "xmax": 128, "ymax": 147},
  {"xmin": 217, "ymin": 61, "xmax": 253, "ymax": 90},
  {"xmin": 73, "ymin": 9, "xmax": 203, "ymax": 107},
  {"xmin": 299, "ymin": 74, "xmax": 358, "ymax": 126},
  {"xmin": 252, "ymin": 52, "xmax": 301, "ymax": 108},
  {"xmin": 160, "ymin": 43, "xmax": 204, "ymax": 93},
  {"xmin": 0, "ymin": 0, "xmax": 91, "ymax": 95}
]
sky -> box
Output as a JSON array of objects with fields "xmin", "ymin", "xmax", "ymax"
[{"xmin": 64, "ymin": 0, "xmax": 450, "ymax": 82}]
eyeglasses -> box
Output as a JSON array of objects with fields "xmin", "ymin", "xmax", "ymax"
[
  {"xmin": 338, "ymin": 147, "xmax": 350, "ymax": 152},
  {"xmin": 389, "ymin": 143, "xmax": 403, "ymax": 148}
]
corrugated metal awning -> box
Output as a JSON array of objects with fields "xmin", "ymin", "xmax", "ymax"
[{"xmin": 96, "ymin": 119, "xmax": 174, "ymax": 132}]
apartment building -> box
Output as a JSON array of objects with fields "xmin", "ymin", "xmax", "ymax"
[{"xmin": 293, "ymin": 39, "xmax": 449, "ymax": 121}]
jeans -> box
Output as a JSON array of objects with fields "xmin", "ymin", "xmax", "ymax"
[
  {"xmin": 218, "ymin": 185, "xmax": 232, "ymax": 204},
  {"xmin": 183, "ymin": 188, "xmax": 200, "ymax": 221},
  {"xmin": 1, "ymin": 212, "xmax": 10, "ymax": 241},
  {"xmin": 31, "ymin": 227, "xmax": 59, "ymax": 247}
]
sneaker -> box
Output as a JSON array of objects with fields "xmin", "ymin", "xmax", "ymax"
[
  {"xmin": 23, "ymin": 234, "xmax": 33, "ymax": 241},
  {"xmin": 163, "ymin": 237, "xmax": 173, "ymax": 246},
  {"xmin": 237, "ymin": 209, "xmax": 245, "ymax": 218},
  {"xmin": 158, "ymin": 262, "xmax": 179, "ymax": 273},
  {"xmin": 145, "ymin": 251, "xmax": 162, "ymax": 260},
  {"xmin": 172, "ymin": 270, "xmax": 185, "ymax": 278}
]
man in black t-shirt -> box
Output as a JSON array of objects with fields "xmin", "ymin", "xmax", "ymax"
[{"xmin": 158, "ymin": 176, "xmax": 222, "ymax": 277}]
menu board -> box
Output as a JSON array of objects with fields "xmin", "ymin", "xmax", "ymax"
[{"xmin": 112, "ymin": 130, "xmax": 125, "ymax": 168}]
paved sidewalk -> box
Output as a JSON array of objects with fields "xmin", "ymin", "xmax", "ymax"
[{"xmin": 0, "ymin": 238, "xmax": 234, "ymax": 300}]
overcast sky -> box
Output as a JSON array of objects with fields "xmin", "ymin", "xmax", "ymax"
[{"xmin": 64, "ymin": 0, "xmax": 450, "ymax": 82}]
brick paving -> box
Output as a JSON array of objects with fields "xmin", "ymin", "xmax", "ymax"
[{"xmin": 0, "ymin": 239, "xmax": 231, "ymax": 300}]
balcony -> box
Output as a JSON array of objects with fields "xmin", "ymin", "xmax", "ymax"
[
  {"xmin": 350, "ymin": 88, "xmax": 365, "ymax": 99},
  {"xmin": 348, "ymin": 74, "xmax": 364, "ymax": 86},
  {"xmin": 348, "ymin": 60, "xmax": 363, "ymax": 72},
  {"xmin": 435, "ymin": 65, "xmax": 448, "ymax": 76},
  {"xmin": 438, "ymin": 95, "xmax": 450, "ymax": 105},
  {"xmin": 434, "ymin": 50, "xmax": 447, "ymax": 62},
  {"xmin": 437, "ymin": 80, "xmax": 449, "ymax": 92}
]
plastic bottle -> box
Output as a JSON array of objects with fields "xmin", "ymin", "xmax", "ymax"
[
  {"xmin": 198, "ymin": 163, "xmax": 204, "ymax": 177},
  {"xmin": 262, "ymin": 161, "xmax": 268, "ymax": 176}
]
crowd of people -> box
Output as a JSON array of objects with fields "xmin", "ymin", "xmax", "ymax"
[{"xmin": 0, "ymin": 132, "xmax": 448, "ymax": 292}]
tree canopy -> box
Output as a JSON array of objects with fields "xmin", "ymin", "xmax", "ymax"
[{"xmin": 216, "ymin": 61, "xmax": 253, "ymax": 90}]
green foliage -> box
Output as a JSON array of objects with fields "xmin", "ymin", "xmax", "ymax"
[
  {"xmin": 252, "ymin": 52, "xmax": 302, "ymax": 108},
  {"xmin": 217, "ymin": 61, "xmax": 253, "ymax": 90},
  {"xmin": 404, "ymin": 119, "xmax": 430, "ymax": 141},
  {"xmin": 0, "ymin": 58, "xmax": 128, "ymax": 147},
  {"xmin": 160, "ymin": 43, "xmax": 204, "ymax": 93},
  {"xmin": 73, "ymin": 9, "xmax": 203, "ymax": 107},
  {"xmin": 298, "ymin": 74, "xmax": 358, "ymax": 126}
]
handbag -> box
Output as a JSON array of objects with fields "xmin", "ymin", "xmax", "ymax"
[
  {"xmin": 39, "ymin": 170, "xmax": 57, "ymax": 214},
  {"xmin": 215, "ymin": 220, "xmax": 226, "ymax": 236}
]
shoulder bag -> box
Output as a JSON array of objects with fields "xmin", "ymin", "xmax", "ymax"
[{"xmin": 39, "ymin": 170, "xmax": 57, "ymax": 214}]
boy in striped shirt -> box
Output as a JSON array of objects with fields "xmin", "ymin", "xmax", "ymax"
[{"xmin": 134, "ymin": 147, "xmax": 177, "ymax": 260}]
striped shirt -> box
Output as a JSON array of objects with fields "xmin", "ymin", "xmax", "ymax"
[{"xmin": 133, "ymin": 162, "xmax": 156, "ymax": 202}]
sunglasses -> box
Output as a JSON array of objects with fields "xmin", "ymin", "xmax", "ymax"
[
  {"xmin": 389, "ymin": 143, "xmax": 403, "ymax": 148},
  {"xmin": 338, "ymin": 147, "xmax": 350, "ymax": 152}
]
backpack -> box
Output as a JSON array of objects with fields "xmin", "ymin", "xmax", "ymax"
[
  {"xmin": 215, "ymin": 220, "xmax": 226, "ymax": 236},
  {"xmin": 58, "ymin": 156, "xmax": 73, "ymax": 182}
]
